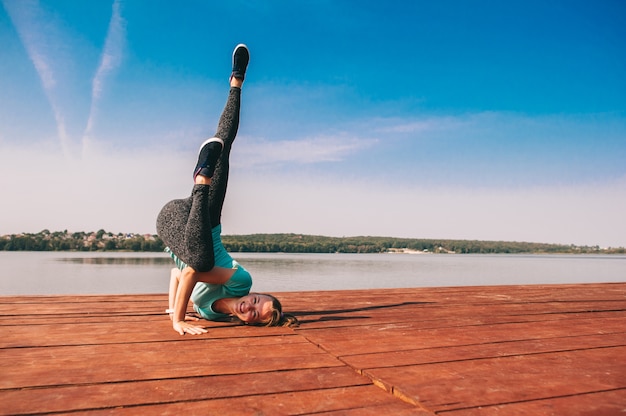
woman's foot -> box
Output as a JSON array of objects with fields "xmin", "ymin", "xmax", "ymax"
[
  {"xmin": 193, "ymin": 137, "xmax": 224, "ymax": 182},
  {"xmin": 230, "ymin": 44, "xmax": 249, "ymax": 84}
]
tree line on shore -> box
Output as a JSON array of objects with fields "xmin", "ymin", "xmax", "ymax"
[{"xmin": 1, "ymin": 229, "xmax": 623, "ymax": 254}]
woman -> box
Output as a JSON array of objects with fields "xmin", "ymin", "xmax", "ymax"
[{"xmin": 157, "ymin": 44, "xmax": 299, "ymax": 335}]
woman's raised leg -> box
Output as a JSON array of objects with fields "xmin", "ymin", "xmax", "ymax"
[
  {"xmin": 156, "ymin": 44, "xmax": 249, "ymax": 271},
  {"xmin": 207, "ymin": 44, "xmax": 248, "ymax": 226},
  {"xmin": 207, "ymin": 85, "xmax": 241, "ymax": 226}
]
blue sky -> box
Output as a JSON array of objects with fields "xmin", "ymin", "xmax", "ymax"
[{"xmin": 1, "ymin": 0, "xmax": 625, "ymax": 247}]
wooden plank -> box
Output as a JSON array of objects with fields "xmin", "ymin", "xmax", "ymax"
[
  {"xmin": 0, "ymin": 296, "xmax": 165, "ymax": 316},
  {"xmin": 0, "ymin": 294, "xmax": 164, "ymax": 304},
  {"xmin": 284, "ymin": 284, "xmax": 626, "ymax": 330},
  {"xmin": 0, "ymin": 319, "xmax": 296, "ymax": 348},
  {"xmin": 311, "ymin": 402, "xmax": 433, "ymax": 415},
  {"xmin": 1, "ymin": 338, "xmax": 343, "ymax": 389},
  {"xmin": 444, "ymin": 389, "xmax": 626, "ymax": 415},
  {"xmin": 279, "ymin": 283, "xmax": 626, "ymax": 309},
  {"xmin": 296, "ymin": 316, "xmax": 626, "ymax": 356},
  {"xmin": 297, "ymin": 309, "xmax": 626, "ymax": 331},
  {"xmin": 2, "ymin": 283, "xmax": 623, "ymax": 325},
  {"xmin": 70, "ymin": 385, "xmax": 426, "ymax": 416},
  {"xmin": 342, "ymin": 332, "xmax": 626, "ymax": 369},
  {"xmin": 0, "ymin": 314, "xmax": 171, "ymax": 326},
  {"xmin": 0, "ymin": 367, "xmax": 375, "ymax": 415},
  {"xmin": 364, "ymin": 346, "xmax": 626, "ymax": 413},
  {"xmin": 295, "ymin": 309, "xmax": 626, "ymax": 333}
]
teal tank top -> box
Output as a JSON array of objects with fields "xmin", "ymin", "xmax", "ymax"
[{"xmin": 164, "ymin": 224, "xmax": 252, "ymax": 320}]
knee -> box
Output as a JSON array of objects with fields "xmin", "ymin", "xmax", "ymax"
[
  {"xmin": 180, "ymin": 266, "xmax": 199, "ymax": 284},
  {"xmin": 181, "ymin": 262, "xmax": 214, "ymax": 283},
  {"xmin": 188, "ymin": 253, "xmax": 215, "ymax": 273}
]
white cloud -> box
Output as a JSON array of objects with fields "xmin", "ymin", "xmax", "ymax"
[
  {"xmin": 233, "ymin": 134, "xmax": 377, "ymax": 167},
  {"xmin": 374, "ymin": 116, "xmax": 469, "ymax": 134}
]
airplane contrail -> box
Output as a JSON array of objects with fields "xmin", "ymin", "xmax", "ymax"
[
  {"xmin": 83, "ymin": 0, "xmax": 126, "ymax": 151},
  {"xmin": 2, "ymin": 0, "xmax": 73, "ymax": 157}
]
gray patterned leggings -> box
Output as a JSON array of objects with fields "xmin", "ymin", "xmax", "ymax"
[{"xmin": 156, "ymin": 87, "xmax": 241, "ymax": 272}]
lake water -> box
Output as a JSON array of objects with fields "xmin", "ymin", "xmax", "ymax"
[{"xmin": 1, "ymin": 251, "xmax": 624, "ymax": 296}]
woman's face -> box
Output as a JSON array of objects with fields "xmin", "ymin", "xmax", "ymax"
[{"xmin": 234, "ymin": 294, "xmax": 274, "ymax": 324}]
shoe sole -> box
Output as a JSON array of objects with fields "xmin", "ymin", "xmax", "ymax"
[
  {"xmin": 198, "ymin": 137, "xmax": 224, "ymax": 155},
  {"xmin": 233, "ymin": 43, "xmax": 249, "ymax": 63},
  {"xmin": 232, "ymin": 44, "xmax": 249, "ymax": 80}
]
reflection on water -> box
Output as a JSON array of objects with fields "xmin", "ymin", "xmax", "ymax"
[
  {"xmin": 0, "ymin": 251, "xmax": 625, "ymax": 295},
  {"xmin": 57, "ymin": 257, "xmax": 173, "ymax": 265}
]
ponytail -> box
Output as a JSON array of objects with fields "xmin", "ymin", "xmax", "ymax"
[{"xmin": 262, "ymin": 294, "xmax": 300, "ymax": 328}]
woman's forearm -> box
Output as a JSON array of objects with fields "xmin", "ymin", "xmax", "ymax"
[
  {"xmin": 170, "ymin": 265, "xmax": 234, "ymax": 320},
  {"xmin": 173, "ymin": 267, "xmax": 197, "ymax": 323},
  {"xmin": 168, "ymin": 268, "xmax": 180, "ymax": 312}
]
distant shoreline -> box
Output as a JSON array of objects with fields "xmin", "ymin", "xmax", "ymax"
[{"xmin": 1, "ymin": 230, "xmax": 624, "ymax": 254}]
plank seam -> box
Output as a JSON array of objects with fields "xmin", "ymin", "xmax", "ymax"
[
  {"xmin": 0, "ymin": 365, "xmax": 351, "ymax": 392},
  {"xmin": 434, "ymin": 387, "xmax": 626, "ymax": 414},
  {"xmin": 3, "ymin": 384, "xmax": 389, "ymax": 415},
  {"xmin": 295, "ymin": 332, "xmax": 437, "ymax": 413},
  {"xmin": 354, "ymin": 344, "xmax": 626, "ymax": 372}
]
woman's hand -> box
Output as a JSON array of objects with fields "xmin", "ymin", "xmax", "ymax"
[{"xmin": 173, "ymin": 320, "xmax": 208, "ymax": 335}]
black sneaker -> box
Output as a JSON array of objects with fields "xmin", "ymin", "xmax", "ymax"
[
  {"xmin": 193, "ymin": 137, "xmax": 224, "ymax": 180},
  {"xmin": 231, "ymin": 44, "xmax": 249, "ymax": 81}
]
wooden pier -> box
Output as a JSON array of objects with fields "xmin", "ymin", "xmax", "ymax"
[{"xmin": 1, "ymin": 282, "xmax": 625, "ymax": 415}]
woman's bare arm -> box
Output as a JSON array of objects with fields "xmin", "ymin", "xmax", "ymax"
[
  {"xmin": 168, "ymin": 268, "xmax": 180, "ymax": 313},
  {"xmin": 171, "ymin": 266, "xmax": 236, "ymax": 335}
]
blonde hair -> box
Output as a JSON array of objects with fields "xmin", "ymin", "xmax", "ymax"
[{"xmin": 259, "ymin": 294, "xmax": 300, "ymax": 328}]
